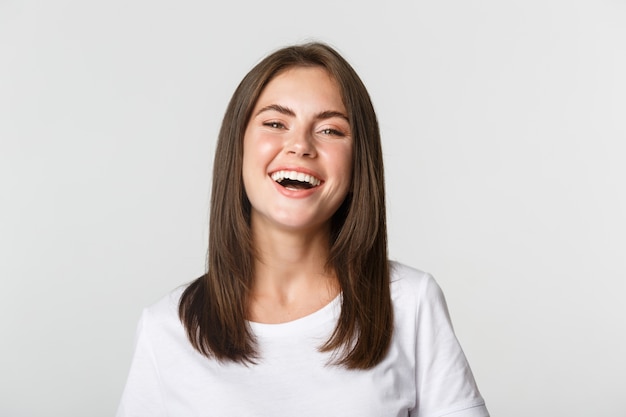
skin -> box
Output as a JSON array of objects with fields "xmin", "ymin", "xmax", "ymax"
[{"xmin": 242, "ymin": 66, "xmax": 353, "ymax": 324}]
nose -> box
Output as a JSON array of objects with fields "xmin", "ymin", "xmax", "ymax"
[{"xmin": 284, "ymin": 129, "xmax": 317, "ymax": 158}]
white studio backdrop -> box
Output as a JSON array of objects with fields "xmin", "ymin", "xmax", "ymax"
[{"xmin": 1, "ymin": 1, "xmax": 625, "ymax": 416}]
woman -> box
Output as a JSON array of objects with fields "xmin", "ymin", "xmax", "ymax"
[{"xmin": 117, "ymin": 42, "xmax": 489, "ymax": 417}]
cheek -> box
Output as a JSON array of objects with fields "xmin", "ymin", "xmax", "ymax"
[
  {"xmin": 242, "ymin": 133, "xmax": 282, "ymax": 194},
  {"xmin": 243, "ymin": 133, "xmax": 281, "ymax": 166},
  {"xmin": 323, "ymin": 144, "xmax": 353, "ymax": 202},
  {"xmin": 338, "ymin": 145, "xmax": 354, "ymax": 184}
]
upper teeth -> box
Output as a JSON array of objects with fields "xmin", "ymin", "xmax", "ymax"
[{"xmin": 270, "ymin": 170, "xmax": 321, "ymax": 186}]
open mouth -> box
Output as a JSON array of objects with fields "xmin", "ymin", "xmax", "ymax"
[{"xmin": 270, "ymin": 170, "xmax": 322, "ymax": 190}]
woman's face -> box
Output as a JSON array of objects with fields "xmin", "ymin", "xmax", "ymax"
[{"xmin": 242, "ymin": 66, "xmax": 353, "ymax": 235}]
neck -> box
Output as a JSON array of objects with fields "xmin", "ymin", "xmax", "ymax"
[
  {"xmin": 247, "ymin": 220, "xmax": 340, "ymax": 323},
  {"xmin": 253, "ymin": 224, "xmax": 332, "ymax": 287}
]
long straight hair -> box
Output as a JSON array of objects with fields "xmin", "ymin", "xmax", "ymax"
[{"xmin": 179, "ymin": 42, "xmax": 392, "ymax": 369}]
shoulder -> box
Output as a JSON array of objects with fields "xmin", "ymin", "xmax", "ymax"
[
  {"xmin": 139, "ymin": 284, "xmax": 189, "ymax": 334},
  {"xmin": 128, "ymin": 283, "xmax": 201, "ymax": 364},
  {"xmin": 390, "ymin": 261, "xmax": 443, "ymax": 299},
  {"xmin": 389, "ymin": 261, "xmax": 449, "ymax": 317}
]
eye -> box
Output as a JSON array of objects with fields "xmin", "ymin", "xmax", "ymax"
[
  {"xmin": 263, "ymin": 121, "xmax": 285, "ymax": 129},
  {"xmin": 319, "ymin": 128, "xmax": 345, "ymax": 137}
]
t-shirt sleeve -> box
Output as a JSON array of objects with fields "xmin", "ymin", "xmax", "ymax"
[
  {"xmin": 410, "ymin": 275, "xmax": 489, "ymax": 417},
  {"xmin": 116, "ymin": 309, "xmax": 167, "ymax": 417}
]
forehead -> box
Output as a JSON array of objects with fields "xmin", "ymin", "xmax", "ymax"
[{"xmin": 254, "ymin": 66, "xmax": 346, "ymax": 111}]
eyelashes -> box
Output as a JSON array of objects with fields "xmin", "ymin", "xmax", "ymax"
[
  {"xmin": 263, "ymin": 121, "xmax": 286, "ymax": 129},
  {"xmin": 319, "ymin": 128, "xmax": 346, "ymax": 137},
  {"xmin": 262, "ymin": 122, "xmax": 347, "ymax": 138}
]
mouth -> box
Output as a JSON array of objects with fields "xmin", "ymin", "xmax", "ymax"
[{"xmin": 270, "ymin": 170, "xmax": 322, "ymax": 190}]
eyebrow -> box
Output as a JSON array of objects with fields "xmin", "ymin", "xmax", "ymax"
[{"xmin": 255, "ymin": 104, "xmax": 349, "ymax": 122}]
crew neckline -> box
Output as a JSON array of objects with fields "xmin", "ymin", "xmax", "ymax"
[{"xmin": 248, "ymin": 293, "xmax": 341, "ymax": 337}]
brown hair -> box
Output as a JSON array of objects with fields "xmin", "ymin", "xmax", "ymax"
[{"xmin": 179, "ymin": 42, "xmax": 392, "ymax": 369}]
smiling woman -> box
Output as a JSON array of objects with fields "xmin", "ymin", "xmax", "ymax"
[
  {"xmin": 116, "ymin": 42, "xmax": 490, "ymax": 417},
  {"xmin": 243, "ymin": 66, "xmax": 353, "ymax": 235}
]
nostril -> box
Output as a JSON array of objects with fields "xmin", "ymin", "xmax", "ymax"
[{"xmin": 286, "ymin": 148, "xmax": 314, "ymax": 157}]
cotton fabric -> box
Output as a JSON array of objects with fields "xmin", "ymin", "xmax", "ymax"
[{"xmin": 116, "ymin": 262, "xmax": 489, "ymax": 417}]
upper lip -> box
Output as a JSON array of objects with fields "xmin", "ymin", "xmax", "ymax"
[{"xmin": 269, "ymin": 167, "xmax": 323, "ymax": 186}]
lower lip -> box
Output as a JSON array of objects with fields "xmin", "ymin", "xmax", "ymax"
[{"xmin": 271, "ymin": 179, "xmax": 321, "ymax": 198}]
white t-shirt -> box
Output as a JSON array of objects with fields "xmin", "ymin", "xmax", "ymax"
[{"xmin": 116, "ymin": 262, "xmax": 489, "ymax": 417}]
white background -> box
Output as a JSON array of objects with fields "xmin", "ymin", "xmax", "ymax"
[{"xmin": 1, "ymin": 1, "xmax": 625, "ymax": 416}]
